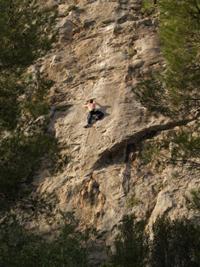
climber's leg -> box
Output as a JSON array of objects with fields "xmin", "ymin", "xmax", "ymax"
[
  {"xmin": 84, "ymin": 111, "xmax": 95, "ymax": 128},
  {"xmin": 94, "ymin": 109, "xmax": 104, "ymax": 120},
  {"xmin": 88, "ymin": 110, "xmax": 95, "ymax": 124}
]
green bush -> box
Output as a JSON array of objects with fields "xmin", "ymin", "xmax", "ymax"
[
  {"xmin": 107, "ymin": 216, "xmax": 200, "ymax": 267},
  {"xmin": 158, "ymin": 0, "xmax": 200, "ymax": 114},
  {"xmin": 142, "ymin": 0, "xmax": 156, "ymax": 14},
  {"xmin": 132, "ymin": 75, "xmax": 171, "ymax": 116},
  {"xmin": 22, "ymin": 77, "xmax": 54, "ymax": 119},
  {"xmin": 0, "ymin": 0, "xmax": 57, "ymax": 200},
  {"xmin": 139, "ymin": 141, "xmax": 161, "ymax": 165},
  {"xmin": 0, "ymin": 72, "xmax": 22, "ymax": 130},
  {"xmin": 0, "ymin": 132, "xmax": 57, "ymax": 197},
  {"xmin": 169, "ymin": 130, "xmax": 200, "ymax": 170},
  {"xmin": 111, "ymin": 216, "xmax": 147, "ymax": 267},
  {"xmin": 186, "ymin": 188, "xmax": 200, "ymax": 211},
  {"xmin": 126, "ymin": 195, "xmax": 142, "ymax": 208},
  {"xmin": 136, "ymin": 1, "xmax": 200, "ymax": 116},
  {"xmin": 150, "ymin": 217, "xmax": 200, "ymax": 267},
  {"xmin": 0, "ymin": 0, "xmax": 56, "ymax": 130},
  {"xmin": 0, "ymin": 215, "xmax": 88, "ymax": 267},
  {"xmin": 0, "ymin": 0, "xmax": 56, "ymax": 68}
]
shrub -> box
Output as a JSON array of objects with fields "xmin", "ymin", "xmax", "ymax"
[
  {"xmin": 111, "ymin": 216, "xmax": 147, "ymax": 267},
  {"xmin": 0, "ymin": 0, "xmax": 57, "ymax": 200},
  {"xmin": 0, "ymin": 132, "xmax": 57, "ymax": 197},
  {"xmin": 0, "ymin": 215, "xmax": 88, "ymax": 267},
  {"xmin": 132, "ymin": 75, "xmax": 171, "ymax": 116},
  {"xmin": 0, "ymin": 72, "xmax": 22, "ymax": 130},
  {"xmin": 158, "ymin": 0, "xmax": 200, "ymax": 114},
  {"xmin": 107, "ymin": 216, "xmax": 200, "ymax": 267},
  {"xmin": 150, "ymin": 216, "xmax": 200, "ymax": 267},
  {"xmin": 0, "ymin": 0, "xmax": 57, "ymax": 68},
  {"xmin": 186, "ymin": 188, "xmax": 200, "ymax": 211}
]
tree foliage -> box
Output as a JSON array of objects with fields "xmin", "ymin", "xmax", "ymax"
[
  {"xmin": 0, "ymin": 0, "xmax": 57, "ymax": 200},
  {"xmin": 0, "ymin": 0, "xmax": 55, "ymax": 68},
  {"xmin": 0, "ymin": 71, "xmax": 22, "ymax": 130},
  {"xmin": 0, "ymin": 215, "xmax": 88, "ymax": 267},
  {"xmin": 0, "ymin": 0, "xmax": 56, "ymax": 130},
  {"xmin": 170, "ymin": 130, "xmax": 200, "ymax": 164},
  {"xmin": 0, "ymin": 132, "xmax": 56, "ymax": 197},
  {"xmin": 108, "ymin": 216, "xmax": 200, "ymax": 267},
  {"xmin": 150, "ymin": 217, "xmax": 200, "ymax": 267},
  {"xmin": 159, "ymin": 0, "xmax": 200, "ymax": 112},
  {"xmin": 111, "ymin": 216, "xmax": 147, "ymax": 267},
  {"xmin": 137, "ymin": 0, "xmax": 200, "ymax": 115}
]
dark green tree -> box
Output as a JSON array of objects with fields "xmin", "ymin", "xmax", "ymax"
[
  {"xmin": 0, "ymin": 215, "xmax": 88, "ymax": 267},
  {"xmin": 111, "ymin": 216, "xmax": 147, "ymax": 267},
  {"xmin": 150, "ymin": 217, "xmax": 200, "ymax": 267},
  {"xmin": 139, "ymin": 0, "xmax": 200, "ymax": 116},
  {"xmin": 0, "ymin": 133, "xmax": 57, "ymax": 197},
  {"xmin": 0, "ymin": 0, "xmax": 55, "ymax": 68},
  {"xmin": 159, "ymin": 0, "xmax": 200, "ymax": 113},
  {"xmin": 0, "ymin": 72, "xmax": 22, "ymax": 130},
  {"xmin": 0, "ymin": 0, "xmax": 57, "ymax": 200}
]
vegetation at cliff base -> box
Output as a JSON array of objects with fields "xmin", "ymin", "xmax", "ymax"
[
  {"xmin": 150, "ymin": 217, "xmax": 200, "ymax": 267},
  {"xmin": 111, "ymin": 216, "xmax": 147, "ymax": 267},
  {"xmin": 0, "ymin": 215, "xmax": 88, "ymax": 267},
  {"xmin": 1, "ymin": 214, "xmax": 200, "ymax": 267},
  {"xmin": 105, "ymin": 216, "xmax": 200, "ymax": 267}
]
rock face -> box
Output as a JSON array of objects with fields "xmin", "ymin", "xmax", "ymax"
[{"xmin": 24, "ymin": 0, "xmax": 199, "ymax": 265}]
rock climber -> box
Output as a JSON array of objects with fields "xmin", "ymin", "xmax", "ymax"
[{"xmin": 83, "ymin": 99, "xmax": 104, "ymax": 128}]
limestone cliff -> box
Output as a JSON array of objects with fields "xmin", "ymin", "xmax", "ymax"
[{"xmin": 12, "ymin": 0, "xmax": 200, "ymax": 265}]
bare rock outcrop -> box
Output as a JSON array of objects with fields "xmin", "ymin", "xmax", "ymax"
[{"xmin": 18, "ymin": 0, "xmax": 199, "ymax": 265}]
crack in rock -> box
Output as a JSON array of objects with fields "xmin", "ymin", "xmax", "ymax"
[{"xmin": 92, "ymin": 117, "xmax": 198, "ymax": 170}]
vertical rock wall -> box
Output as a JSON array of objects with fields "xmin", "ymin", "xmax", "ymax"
[{"xmin": 29, "ymin": 0, "xmax": 200, "ymax": 265}]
